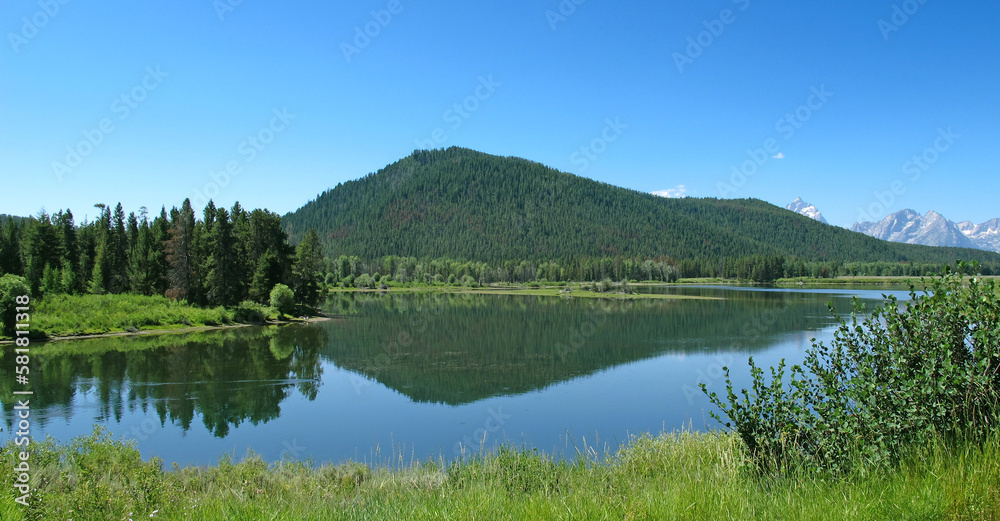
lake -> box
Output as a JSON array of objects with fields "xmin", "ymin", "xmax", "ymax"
[{"xmin": 1, "ymin": 285, "xmax": 914, "ymax": 467}]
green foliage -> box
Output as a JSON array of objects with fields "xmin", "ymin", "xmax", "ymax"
[
  {"xmin": 704, "ymin": 263, "xmax": 1000, "ymax": 474},
  {"xmin": 0, "ymin": 200, "xmax": 300, "ymax": 312},
  {"xmin": 290, "ymin": 229, "xmax": 324, "ymax": 308},
  {"xmin": 232, "ymin": 300, "xmax": 277, "ymax": 324},
  {"xmin": 0, "ymin": 274, "xmax": 30, "ymax": 337},
  {"xmin": 354, "ymin": 273, "xmax": 373, "ymax": 289},
  {"xmin": 269, "ymin": 284, "xmax": 295, "ymax": 317},
  {"xmin": 25, "ymin": 293, "xmax": 234, "ymax": 338}
]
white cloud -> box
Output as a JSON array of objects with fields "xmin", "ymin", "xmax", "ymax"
[
  {"xmin": 772, "ymin": 152, "xmax": 785, "ymax": 159},
  {"xmin": 652, "ymin": 185, "xmax": 688, "ymax": 198}
]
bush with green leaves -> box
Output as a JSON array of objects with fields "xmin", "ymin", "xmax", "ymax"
[
  {"xmin": 233, "ymin": 300, "xmax": 277, "ymax": 324},
  {"xmin": 704, "ymin": 263, "xmax": 1000, "ymax": 474},
  {"xmin": 354, "ymin": 273, "xmax": 373, "ymax": 289},
  {"xmin": 269, "ymin": 284, "xmax": 296, "ymax": 317},
  {"xmin": 0, "ymin": 274, "xmax": 30, "ymax": 337}
]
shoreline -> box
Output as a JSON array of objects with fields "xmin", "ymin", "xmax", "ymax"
[{"xmin": 0, "ymin": 316, "xmax": 334, "ymax": 345}]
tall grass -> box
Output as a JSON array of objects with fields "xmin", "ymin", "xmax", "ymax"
[
  {"xmin": 2, "ymin": 428, "xmax": 998, "ymax": 520},
  {"xmin": 26, "ymin": 294, "xmax": 234, "ymax": 338}
]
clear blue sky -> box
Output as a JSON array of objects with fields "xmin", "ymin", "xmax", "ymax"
[{"xmin": 2, "ymin": 1, "xmax": 998, "ymax": 228}]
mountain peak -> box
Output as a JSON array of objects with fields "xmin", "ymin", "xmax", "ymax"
[
  {"xmin": 785, "ymin": 198, "xmax": 828, "ymax": 224},
  {"xmin": 851, "ymin": 209, "xmax": 1000, "ymax": 253}
]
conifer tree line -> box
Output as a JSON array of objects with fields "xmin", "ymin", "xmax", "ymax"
[
  {"xmin": 0, "ymin": 200, "xmax": 324, "ymax": 308},
  {"xmin": 322, "ymin": 253, "xmax": 975, "ymax": 288}
]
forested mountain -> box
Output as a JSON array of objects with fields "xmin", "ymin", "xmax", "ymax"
[{"xmin": 283, "ymin": 147, "xmax": 1000, "ymax": 268}]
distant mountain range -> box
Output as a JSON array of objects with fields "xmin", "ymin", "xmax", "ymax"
[
  {"xmin": 852, "ymin": 210, "xmax": 1000, "ymax": 253},
  {"xmin": 786, "ymin": 198, "xmax": 828, "ymax": 224}
]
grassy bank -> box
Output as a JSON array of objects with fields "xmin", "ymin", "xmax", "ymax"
[
  {"xmin": 0, "ymin": 294, "xmax": 284, "ymax": 341},
  {"xmin": 1, "ymin": 428, "xmax": 997, "ymax": 520}
]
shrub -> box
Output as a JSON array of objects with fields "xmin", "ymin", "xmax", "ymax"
[
  {"xmin": 0, "ymin": 274, "xmax": 30, "ymax": 337},
  {"xmin": 269, "ymin": 284, "xmax": 296, "ymax": 317},
  {"xmin": 355, "ymin": 273, "xmax": 373, "ymax": 289},
  {"xmin": 704, "ymin": 264, "xmax": 1000, "ymax": 474},
  {"xmin": 233, "ymin": 301, "xmax": 276, "ymax": 324}
]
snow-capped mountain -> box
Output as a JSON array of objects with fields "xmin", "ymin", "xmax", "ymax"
[
  {"xmin": 956, "ymin": 218, "xmax": 1000, "ymax": 253},
  {"xmin": 851, "ymin": 210, "xmax": 1000, "ymax": 253},
  {"xmin": 786, "ymin": 197, "xmax": 828, "ymax": 224}
]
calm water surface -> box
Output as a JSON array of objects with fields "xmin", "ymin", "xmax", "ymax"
[{"xmin": 1, "ymin": 285, "xmax": 913, "ymax": 466}]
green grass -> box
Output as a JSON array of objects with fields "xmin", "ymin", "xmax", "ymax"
[
  {"xmin": 11, "ymin": 293, "xmax": 236, "ymax": 339},
  {"xmin": 2, "ymin": 428, "xmax": 997, "ymax": 520}
]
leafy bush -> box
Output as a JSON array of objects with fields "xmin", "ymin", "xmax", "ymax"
[
  {"xmin": 355, "ymin": 273, "xmax": 373, "ymax": 289},
  {"xmin": 233, "ymin": 301, "xmax": 276, "ymax": 324},
  {"xmin": 269, "ymin": 284, "xmax": 296, "ymax": 317},
  {"xmin": 0, "ymin": 274, "xmax": 30, "ymax": 337},
  {"xmin": 704, "ymin": 264, "xmax": 1000, "ymax": 474}
]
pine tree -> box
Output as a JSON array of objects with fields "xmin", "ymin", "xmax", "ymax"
[
  {"xmin": 205, "ymin": 207, "xmax": 239, "ymax": 306},
  {"xmin": 109, "ymin": 203, "xmax": 129, "ymax": 293},
  {"xmin": 291, "ymin": 229, "xmax": 324, "ymax": 307},
  {"xmin": 250, "ymin": 249, "xmax": 283, "ymax": 303},
  {"xmin": 54, "ymin": 210, "xmax": 78, "ymax": 292},
  {"xmin": 165, "ymin": 200, "xmax": 196, "ymax": 301}
]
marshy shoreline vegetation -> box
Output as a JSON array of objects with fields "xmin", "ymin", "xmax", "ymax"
[
  {"xmin": 2, "ymin": 266, "xmax": 997, "ymax": 520},
  {"xmin": 2, "ymin": 426, "xmax": 998, "ymax": 520}
]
